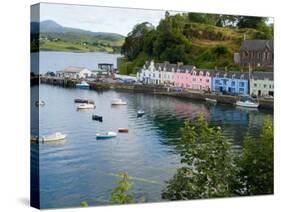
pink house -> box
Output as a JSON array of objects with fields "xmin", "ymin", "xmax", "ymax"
[{"xmin": 174, "ymin": 68, "xmax": 212, "ymax": 91}]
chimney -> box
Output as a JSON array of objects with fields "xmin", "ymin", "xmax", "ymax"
[{"xmin": 177, "ymin": 62, "xmax": 183, "ymax": 66}]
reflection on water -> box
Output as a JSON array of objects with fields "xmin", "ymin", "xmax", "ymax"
[{"xmin": 31, "ymin": 84, "xmax": 273, "ymax": 208}]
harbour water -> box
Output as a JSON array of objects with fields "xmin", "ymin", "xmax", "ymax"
[
  {"xmin": 31, "ymin": 84, "xmax": 272, "ymax": 208},
  {"xmin": 31, "ymin": 51, "xmax": 121, "ymax": 73}
]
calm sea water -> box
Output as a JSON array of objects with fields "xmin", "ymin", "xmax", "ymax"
[
  {"xmin": 31, "ymin": 51, "xmax": 120, "ymax": 73},
  {"xmin": 31, "ymin": 52, "xmax": 273, "ymax": 208},
  {"xmin": 31, "ymin": 84, "xmax": 272, "ymax": 208}
]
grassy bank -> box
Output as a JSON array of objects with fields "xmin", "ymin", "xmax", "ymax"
[{"xmin": 39, "ymin": 40, "xmax": 120, "ymax": 53}]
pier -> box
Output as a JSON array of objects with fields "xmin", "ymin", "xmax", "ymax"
[{"xmin": 40, "ymin": 76, "xmax": 273, "ymax": 110}]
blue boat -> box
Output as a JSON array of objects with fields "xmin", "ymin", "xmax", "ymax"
[{"xmin": 76, "ymin": 81, "xmax": 89, "ymax": 89}]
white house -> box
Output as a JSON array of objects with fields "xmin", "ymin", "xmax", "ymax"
[
  {"xmin": 137, "ymin": 60, "xmax": 194, "ymax": 86},
  {"xmin": 56, "ymin": 66, "xmax": 92, "ymax": 79},
  {"xmin": 250, "ymin": 72, "xmax": 274, "ymax": 97}
]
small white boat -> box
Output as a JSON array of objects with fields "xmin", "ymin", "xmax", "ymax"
[
  {"xmin": 205, "ymin": 98, "xmax": 217, "ymax": 104},
  {"xmin": 76, "ymin": 81, "xmax": 89, "ymax": 89},
  {"xmin": 236, "ymin": 100, "xmax": 259, "ymax": 108},
  {"xmin": 96, "ymin": 131, "xmax": 117, "ymax": 139},
  {"xmin": 35, "ymin": 100, "xmax": 45, "ymax": 107},
  {"xmin": 111, "ymin": 99, "xmax": 127, "ymax": 105},
  {"xmin": 77, "ymin": 103, "xmax": 95, "ymax": 109},
  {"xmin": 42, "ymin": 132, "xmax": 66, "ymax": 142}
]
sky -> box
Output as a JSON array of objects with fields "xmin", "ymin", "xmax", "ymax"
[
  {"xmin": 39, "ymin": 3, "xmax": 173, "ymax": 36},
  {"xmin": 38, "ymin": 3, "xmax": 274, "ymax": 36}
]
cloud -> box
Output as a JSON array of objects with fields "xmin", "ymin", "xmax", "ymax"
[{"xmin": 40, "ymin": 3, "xmax": 167, "ymax": 35}]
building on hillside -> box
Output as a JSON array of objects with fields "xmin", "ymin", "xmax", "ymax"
[
  {"xmin": 250, "ymin": 72, "xmax": 274, "ymax": 97},
  {"xmin": 211, "ymin": 71, "xmax": 249, "ymax": 95},
  {"xmin": 174, "ymin": 68, "xmax": 212, "ymax": 91},
  {"xmin": 56, "ymin": 66, "xmax": 92, "ymax": 79},
  {"xmin": 234, "ymin": 39, "xmax": 273, "ymax": 69},
  {"xmin": 98, "ymin": 63, "xmax": 114, "ymax": 75}
]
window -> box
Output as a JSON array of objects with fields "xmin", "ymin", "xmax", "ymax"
[
  {"xmin": 239, "ymin": 82, "xmax": 245, "ymax": 87},
  {"xmin": 206, "ymin": 79, "xmax": 209, "ymax": 83},
  {"xmin": 254, "ymin": 83, "xmax": 257, "ymax": 87},
  {"xmin": 239, "ymin": 88, "xmax": 244, "ymax": 93},
  {"xmin": 264, "ymin": 84, "xmax": 267, "ymax": 88},
  {"xmin": 215, "ymin": 80, "xmax": 220, "ymax": 84},
  {"xmin": 200, "ymin": 78, "xmax": 202, "ymax": 81},
  {"xmin": 231, "ymin": 81, "xmax": 235, "ymax": 86}
]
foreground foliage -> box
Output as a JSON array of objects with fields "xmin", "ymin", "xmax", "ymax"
[
  {"xmin": 162, "ymin": 114, "xmax": 237, "ymax": 199},
  {"xmin": 162, "ymin": 114, "xmax": 273, "ymax": 200},
  {"xmin": 111, "ymin": 172, "xmax": 134, "ymax": 204},
  {"xmin": 237, "ymin": 118, "xmax": 273, "ymax": 195}
]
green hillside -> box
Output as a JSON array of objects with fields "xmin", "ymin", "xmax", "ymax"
[
  {"xmin": 30, "ymin": 20, "xmax": 125, "ymax": 53},
  {"xmin": 119, "ymin": 13, "xmax": 273, "ymax": 74},
  {"xmin": 39, "ymin": 32, "xmax": 124, "ymax": 53}
]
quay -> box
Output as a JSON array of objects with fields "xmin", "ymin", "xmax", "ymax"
[{"xmin": 40, "ymin": 76, "xmax": 273, "ymax": 110}]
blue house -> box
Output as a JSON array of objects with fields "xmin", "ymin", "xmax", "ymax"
[{"xmin": 211, "ymin": 71, "xmax": 249, "ymax": 95}]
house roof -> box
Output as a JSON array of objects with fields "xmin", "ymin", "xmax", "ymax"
[
  {"xmin": 63, "ymin": 66, "xmax": 87, "ymax": 73},
  {"xmin": 211, "ymin": 71, "xmax": 250, "ymax": 80},
  {"xmin": 240, "ymin": 40, "xmax": 273, "ymax": 51},
  {"xmin": 251, "ymin": 71, "xmax": 274, "ymax": 80},
  {"xmin": 143, "ymin": 61, "xmax": 195, "ymax": 72}
]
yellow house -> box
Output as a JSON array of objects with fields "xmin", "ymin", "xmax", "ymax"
[{"xmin": 250, "ymin": 72, "xmax": 274, "ymax": 97}]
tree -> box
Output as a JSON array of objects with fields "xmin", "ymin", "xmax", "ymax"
[
  {"xmin": 111, "ymin": 172, "xmax": 134, "ymax": 204},
  {"xmin": 121, "ymin": 22, "xmax": 154, "ymax": 60},
  {"xmin": 237, "ymin": 16, "xmax": 267, "ymax": 29},
  {"xmin": 237, "ymin": 118, "xmax": 273, "ymax": 195},
  {"xmin": 162, "ymin": 114, "xmax": 238, "ymax": 200}
]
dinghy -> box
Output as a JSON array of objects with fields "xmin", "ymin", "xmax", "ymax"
[
  {"xmin": 205, "ymin": 98, "xmax": 217, "ymax": 104},
  {"xmin": 111, "ymin": 99, "xmax": 127, "ymax": 105},
  {"xmin": 137, "ymin": 110, "xmax": 145, "ymax": 117},
  {"xmin": 118, "ymin": 128, "xmax": 129, "ymax": 133},
  {"xmin": 235, "ymin": 100, "xmax": 259, "ymax": 108},
  {"xmin": 76, "ymin": 81, "xmax": 89, "ymax": 89},
  {"xmin": 77, "ymin": 103, "xmax": 95, "ymax": 109},
  {"xmin": 92, "ymin": 115, "xmax": 103, "ymax": 122},
  {"xmin": 74, "ymin": 99, "xmax": 95, "ymax": 104},
  {"xmin": 35, "ymin": 100, "xmax": 45, "ymax": 107},
  {"xmin": 42, "ymin": 132, "xmax": 66, "ymax": 142},
  {"xmin": 96, "ymin": 131, "xmax": 117, "ymax": 139}
]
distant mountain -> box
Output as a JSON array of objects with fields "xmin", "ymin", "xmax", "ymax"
[
  {"xmin": 31, "ymin": 20, "xmax": 124, "ymax": 41},
  {"xmin": 30, "ymin": 20, "xmax": 124, "ymax": 53}
]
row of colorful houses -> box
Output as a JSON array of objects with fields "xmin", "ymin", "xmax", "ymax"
[{"xmin": 137, "ymin": 61, "xmax": 274, "ymax": 97}]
